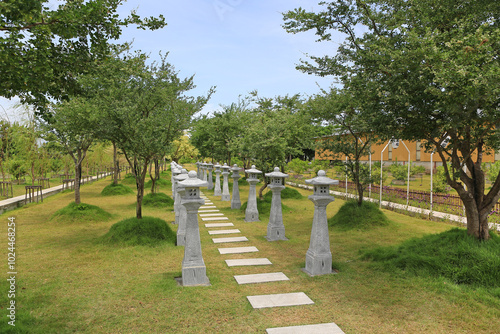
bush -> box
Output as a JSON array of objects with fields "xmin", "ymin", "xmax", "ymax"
[
  {"xmin": 287, "ymin": 158, "xmax": 309, "ymax": 174},
  {"xmin": 263, "ymin": 187, "xmax": 303, "ymax": 201},
  {"xmin": 362, "ymin": 228, "xmax": 500, "ymax": 288},
  {"xmin": 121, "ymin": 173, "xmax": 136, "ymax": 185},
  {"xmin": 142, "ymin": 192, "xmax": 174, "ymax": 207},
  {"xmin": 52, "ymin": 202, "xmax": 113, "ymax": 223},
  {"xmin": 98, "ymin": 216, "xmax": 176, "ymax": 246},
  {"xmin": 101, "ymin": 183, "xmax": 134, "ymax": 196},
  {"xmin": 328, "ymin": 200, "xmax": 391, "ymax": 230}
]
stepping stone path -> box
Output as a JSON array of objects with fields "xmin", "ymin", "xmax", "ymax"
[{"xmin": 198, "ymin": 191, "xmax": 345, "ymax": 333}]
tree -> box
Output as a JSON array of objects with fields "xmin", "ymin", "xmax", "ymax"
[
  {"xmin": 47, "ymin": 96, "xmax": 102, "ymax": 204},
  {"xmin": 284, "ymin": 0, "xmax": 500, "ymax": 240},
  {"xmin": 308, "ymin": 87, "xmax": 375, "ymax": 206},
  {"xmin": 0, "ymin": 0, "xmax": 166, "ymax": 116},
  {"xmin": 92, "ymin": 53, "xmax": 213, "ymax": 219}
]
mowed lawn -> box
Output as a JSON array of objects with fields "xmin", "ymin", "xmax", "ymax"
[{"xmin": 2, "ymin": 175, "xmax": 499, "ymax": 333}]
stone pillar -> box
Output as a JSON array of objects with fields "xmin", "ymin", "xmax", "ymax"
[
  {"xmin": 230, "ymin": 164, "xmax": 241, "ymax": 209},
  {"xmin": 213, "ymin": 163, "xmax": 222, "ymax": 196},
  {"xmin": 304, "ymin": 170, "xmax": 339, "ymax": 276},
  {"xmin": 196, "ymin": 161, "xmax": 201, "ymax": 179},
  {"xmin": 178, "ymin": 171, "xmax": 210, "ymax": 286},
  {"xmin": 173, "ymin": 169, "xmax": 188, "ymax": 225},
  {"xmin": 245, "ymin": 165, "xmax": 262, "ymax": 222},
  {"xmin": 207, "ymin": 162, "xmax": 214, "ymax": 190},
  {"xmin": 221, "ymin": 163, "xmax": 230, "ymax": 201},
  {"xmin": 201, "ymin": 162, "xmax": 207, "ymax": 182},
  {"xmin": 265, "ymin": 167, "xmax": 288, "ymax": 241},
  {"xmin": 171, "ymin": 166, "xmax": 181, "ymax": 200}
]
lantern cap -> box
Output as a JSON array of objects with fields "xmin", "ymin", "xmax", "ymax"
[
  {"xmin": 265, "ymin": 167, "xmax": 288, "ymax": 178},
  {"xmin": 231, "ymin": 164, "xmax": 241, "ymax": 172},
  {"xmin": 214, "ymin": 162, "xmax": 221, "ymax": 168},
  {"xmin": 245, "ymin": 165, "xmax": 262, "ymax": 174},
  {"xmin": 305, "ymin": 170, "xmax": 338, "ymax": 185},
  {"xmin": 173, "ymin": 168, "xmax": 189, "ymax": 181},
  {"xmin": 178, "ymin": 170, "xmax": 208, "ymax": 188}
]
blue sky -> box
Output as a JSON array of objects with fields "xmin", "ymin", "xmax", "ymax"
[{"xmin": 0, "ymin": 0, "xmax": 343, "ymax": 119}]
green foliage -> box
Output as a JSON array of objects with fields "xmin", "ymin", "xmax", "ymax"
[
  {"xmin": 389, "ymin": 161, "xmax": 408, "ymax": 182},
  {"xmin": 263, "ymin": 187, "xmax": 303, "ymax": 200},
  {"xmin": 240, "ymin": 195, "xmax": 291, "ymax": 216},
  {"xmin": 287, "ymin": 158, "xmax": 309, "ymax": 174},
  {"xmin": 362, "ymin": 228, "xmax": 500, "ymax": 288},
  {"xmin": 98, "ymin": 216, "xmax": 176, "ymax": 246},
  {"xmin": 121, "ymin": 173, "xmax": 136, "ymax": 185},
  {"xmin": 142, "ymin": 192, "xmax": 174, "ymax": 207},
  {"xmin": 101, "ymin": 183, "xmax": 134, "ymax": 196},
  {"xmin": 145, "ymin": 178, "xmax": 171, "ymax": 189},
  {"xmin": 433, "ymin": 165, "xmax": 450, "ymax": 193},
  {"xmin": 487, "ymin": 161, "xmax": 500, "ymax": 183},
  {"xmin": 311, "ymin": 160, "xmax": 330, "ymax": 175},
  {"xmin": 52, "ymin": 202, "xmax": 112, "ymax": 223},
  {"xmin": 8, "ymin": 159, "xmax": 26, "ymax": 182},
  {"xmin": 328, "ymin": 201, "xmax": 391, "ymax": 230}
]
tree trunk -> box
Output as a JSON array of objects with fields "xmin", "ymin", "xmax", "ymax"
[
  {"xmin": 258, "ymin": 182, "xmax": 267, "ymax": 200},
  {"xmin": 135, "ymin": 160, "xmax": 149, "ymax": 220},
  {"xmin": 113, "ymin": 142, "xmax": 119, "ymax": 185},
  {"xmin": 74, "ymin": 159, "xmax": 82, "ymax": 205}
]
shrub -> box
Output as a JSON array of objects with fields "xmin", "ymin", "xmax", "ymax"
[
  {"xmin": 98, "ymin": 216, "xmax": 176, "ymax": 246},
  {"xmin": 101, "ymin": 183, "xmax": 134, "ymax": 196},
  {"xmin": 52, "ymin": 202, "xmax": 113, "ymax": 223},
  {"xmin": 142, "ymin": 192, "xmax": 174, "ymax": 207},
  {"xmin": 328, "ymin": 200, "xmax": 391, "ymax": 230},
  {"xmin": 263, "ymin": 187, "xmax": 303, "ymax": 201}
]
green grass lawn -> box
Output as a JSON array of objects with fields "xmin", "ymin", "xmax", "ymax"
[{"xmin": 1, "ymin": 174, "xmax": 499, "ymax": 333}]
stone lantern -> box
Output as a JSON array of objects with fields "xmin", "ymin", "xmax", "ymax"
[
  {"xmin": 195, "ymin": 161, "xmax": 201, "ymax": 179},
  {"xmin": 201, "ymin": 162, "xmax": 207, "ymax": 182},
  {"xmin": 213, "ymin": 163, "xmax": 222, "ymax": 196},
  {"xmin": 178, "ymin": 171, "xmax": 210, "ymax": 286},
  {"xmin": 171, "ymin": 166, "xmax": 182, "ymax": 200},
  {"xmin": 221, "ymin": 163, "xmax": 231, "ymax": 201},
  {"xmin": 206, "ymin": 162, "xmax": 214, "ymax": 190},
  {"xmin": 264, "ymin": 167, "xmax": 288, "ymax": 241},
  {"xmin": 173, "ymin": 169, "xmax": 188, "ymax": 237},
  {"xmin": 244, "ymin": 165, "xmax": 262, "ymax": 222},
  {"xmin": 304, "ymin": 170, "xmax": 339, "ymax": 276},
  {"xmin": 230, "ymin": 164, "xmax": 241, "ymax": 209}
]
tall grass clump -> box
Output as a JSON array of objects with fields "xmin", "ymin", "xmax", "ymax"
[
  {"xmin": 328, "ymin": 200, "xmax": 390, "ymax": 230},
  {"xmin": 98, "ymin": 216, "xmax": 176, "ymax": 246},
  {"xmin": 101, "ymin": 183, "xmax": 134, "ymax": 196},
  {"xmin": 52, "ymin": 202, "xmax": 113, "ymax": 223},
  {"xmin": 142, "ymin": 192, "xmax": 174, "ymax": 207},
  {"xmin": 362, "ymin": 228, "xmax": 500, "ymax": 288}
]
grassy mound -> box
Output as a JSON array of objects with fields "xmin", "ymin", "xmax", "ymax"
[
  {"xmin": 98, "ymin": 216, "xmax": 176, "ymax": 246},
  {"xmin": 142, "ymin": 192, "xmax": 174, "ymax": 207},
  {"xmin": 263, "ymin": 186, "xmax": 303, "ymax": 201},
  {"xmin": 145, "ymin": 178, "xmax": 172, "ymax": 189},
  {"xmin": 362, "ymin": 228, "xmax": 500, "ymax": 288},
  {"xmin": 101, "ymin": 183, "xmax": 134, "ymax": 196},
  {"xmin": 240, "ymin": 197, "xmax": 290, "ymax": 215},
  {"xmin": 328, "ymin": 200, "xmax": 390, "ymax": 230},
  {"xmin": 121, "ymin": 173, "xmax": 136, "ymax": 185},
  {"xmin": 52, "ymin": 202, "xmax": 112, "ymax": 223}
]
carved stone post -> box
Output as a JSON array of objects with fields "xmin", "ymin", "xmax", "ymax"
[
  {"xmin": 245, "ymin": 165, "xmax": 262, "ymax": 222},
  {"xmin": 230, "ymin": 164, "xmax": 241, "ymax": 209},
  {"xmin": 221, "ymin": 163, "xmax": 230, "ymax": 201},
  {"xmin": 207, "ymin": 162, "xmax": 214, "ymax": 190},
  {"xmin": 304, "ymin": 170, "xmax": 339, "ymax": 276},
  {"xmin": 178, "ymin": 171, "xmax": 210, "ymax": 286},
  {"xmin": 213, "ymin": 163, "xmax": 222, "ymax": 196},
  {"xmin": 174, "ymin": 169, "xmax": 188, "ymax": 240},
  {"xmin": 265, "ymin": 167, "xmax": 288, "ymax": 241}
]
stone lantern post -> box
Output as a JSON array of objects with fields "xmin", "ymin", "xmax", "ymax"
[
  {"xmin": 230, "ymin": 164, "xmax": 241, "ymax": 209},
  {"xmin": 171, "ymin": 166, "xmax": 182, "ymax": 200},
  {"xmin": 304, "ymin": 170, "xmax": 339, "ymax": 276},
  {"xmin": 178, "ymin": 171, "xmax": 210, "ymax": 286},
  {"xmin": 201, "ymin": 162, "xmax": 207, "ymax": 182},
  {"xmin": 245, "ymin": 165, "xmax": 262, "ymax": 222},
  {"xmin": 195, "ymin": 161, "xmax": 201, "ymax": 179},
  {"xmin": 213, "ymin": 163, "xmax": 222, "ymax": 196},
  {"xmin": 173, "ymin": 169, "xmax": 188, "ymax": 237},
  {"xmin": 206, "ymin": 162, "xmax": 214, "ymax": 190},
  {"xmin": 265, "ymin": 167, "xmax": 289, "ymax": 241},
  {"xmin": 221, "ymin": 163, "xmax": 231, "ymax": 201}
]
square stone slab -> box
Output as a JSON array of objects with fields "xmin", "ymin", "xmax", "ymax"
[
  {"xmin": 199, "ymin": 213, "xmax": 224, "ymax": 217},
  {"xmin": 219, "ymin": 246, "xmax": 259, "ymax": 254},
  {"xmin": 202, "ymin": 217, "xmax": 229, "ymax": 221},
  {"xmin": 266, "ymin": 323, "xmax": 345, "ymax": 334},
  {"xmin": 225, "ymin": 258, "xmax": 272, "ymax": 267},
  {"xmin": 208, "ymin": 229, "xmax": 240, "ymax": 235},
  {"xmin": 247, "ymin": 292, "xmax": 314, "ymax": 309},
  {"xmin": 205, "ymin": 201, "xmax": 214, "ymax": 204},
  {"xmin": 200, "ymin": 206, "xmax": 217, "ymax": 209},
  {"xmin": 234, "ymin": 272, "xmax": 289, "ymax": 285},
  {"xmin": 205, "ymin": 223, "xmax": 234, "ymax": 227},
  {"xmin": 212, "ymin": 236, "xmax": 248, "ymax": 243},
  {"xmin": 199, "ymin": 210, "xmax": 220, "ymax": 213}
]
